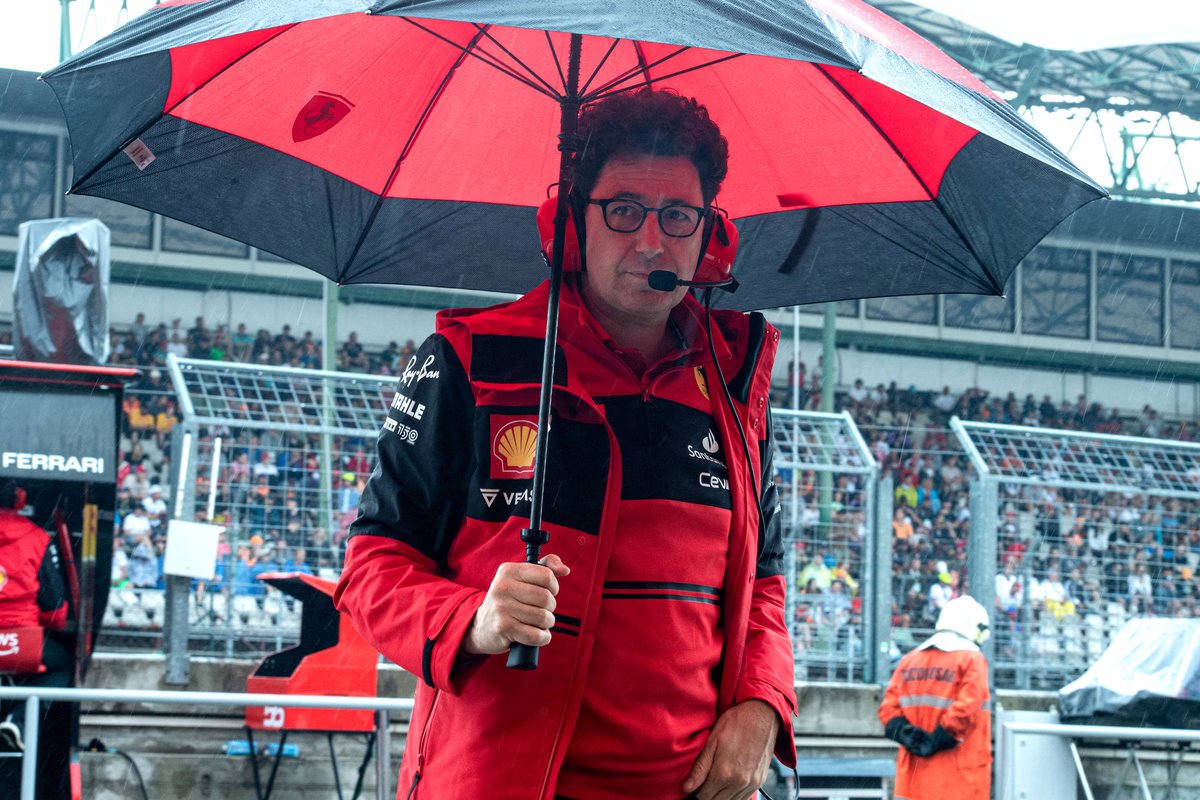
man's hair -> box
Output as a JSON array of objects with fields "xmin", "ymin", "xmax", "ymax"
[
  {"xmin": 0, "ymin": 481, "xmax": 20, "ymax": 509},
  {"xmin": 573, "ymin": 89, "xmax": 729, "ymax": 206}
]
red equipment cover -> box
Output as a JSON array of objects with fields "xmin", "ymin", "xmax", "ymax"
[{"xmin": 245, "ymin": 573, "xmax": 378, "ymax": 732}]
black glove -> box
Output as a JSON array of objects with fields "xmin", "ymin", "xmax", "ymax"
[
  {"xmin": 883, "ymin": 716, "xmax": 932, "ymax": 755},
  {"xmin": 927, "ymin": 725, "xmax": 959, "ymax": 754}
]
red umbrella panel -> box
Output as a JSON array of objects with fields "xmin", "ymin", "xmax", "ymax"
[{"xmin": 43, "ymin": 0, "xmax": 1105, "ymax": 311}]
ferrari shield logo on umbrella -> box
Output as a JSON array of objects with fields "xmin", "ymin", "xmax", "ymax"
[{"xmin": 292, "ymin": 92, "xmax": 355, "ymax": 142}]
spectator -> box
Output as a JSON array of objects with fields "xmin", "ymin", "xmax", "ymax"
[
  {"xmin": 111, "ymin": 536, "xmax": 130, "ymax": 587},
  {"xmin": 340, "ymin": 331, "xmax": 370, "ymax": 372},
  {"xmin": 818, "ymin": 579, "xmax": 852, "ymax": 628},
  {"xmin": 928, "ymin": 568, "xmax": 955, "ymax": 617},
  {"xmin": 186, "ymin": 316, "xmax": 211, "ymax": 358},
  {"xmin": 797, "ymin": 553, "xmax": 837, "ymax": 592},
  {"xmin": 284, "ymin": 547, "xmax": 313, "ymax": 575},
  {"xmin": 232, "ymin": 543, "xmax": 262, "ymax": 597},
  {"xmin": 932, "ymin": 386, "xmax": 957, "ymax": 417},
  {"xmin": 230, "ymin": 322, "xmax": 254, "ymax": 361},
  {"xmin": 127, "ymin": 535, "xmax": 160, "ymax": 589},
  {"xmin": 1128, "ymin": 562, "xmax": 1153, "ymax": 603},
  {"xmin": 122, "ymin": 506, "xmax": 152, "ymax": 541},
  {"xmin": 141, "ymin": 484, "xmax": 168, "ymax": 532}
]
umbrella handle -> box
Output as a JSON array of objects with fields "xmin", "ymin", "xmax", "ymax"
[
  {"xmin": 507, "ymin": 642, "xmax": 539, "ymax": 670},
  {"xmin": 507, "ymin": 526, "xmax": 550, "ymax": 670}
]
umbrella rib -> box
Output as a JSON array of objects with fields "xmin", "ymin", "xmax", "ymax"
[
  {"xmin": 578, "ymin": 37, "xmax": 622, "ymax": 97},
  {"xmin": 469, "ymin": 22, "xmax": 562, "ymax": 98},
  {"xmin": 400, "ymin": 17, "xmax": 557, "ymax": 99},
  {"xmin": 586, "ymin": 44, "xmax": 692, "ymax": 98},
  {"xmin": 545, "ymin": 30, "xmax": 568, "ymax": 91},
  {"xmin": 811, "ymin": 64, "xmax": 1004, "ymax": 295},
  {"xmin": 69, "ymin": 23, "xmax": 298, "ymax": 194},
  {"xmin": 340, "ymin": 27, "xmax": 490, "ymax": 281},
  {"xmin": 631, "ymin": 41, "xmax": 653, "ymax": 90},
  {"xmin": 588, "ymin": 53, "xmax": 744, "ymax": 102}
]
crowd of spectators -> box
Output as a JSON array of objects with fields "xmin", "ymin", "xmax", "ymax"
[
  {"xmin": 106, "ymin": 314, "xmax": 418, "ymax": 377},
  {"xmin": 15, "ymin": 309, "xmax": 1198, "ymax": 671},
  {"xmin": 101, "ymin": 314, "xmax": 423, "ymax": 628},
  {"xmin": 778, "ymin": 355, "xmax": 1200, "ymax": 677}
]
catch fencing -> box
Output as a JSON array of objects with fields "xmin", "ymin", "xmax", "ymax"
[
  {"xmin": 952, "ymin": 418, "xmax": 1200, "ymax": 689},
  {"xmin": 772, "ymin": 409, "xmax": 889, "ymax": 682},
  {"xmin": 160, "ymin": 355, "xmax": 395, "ymax": 671}
]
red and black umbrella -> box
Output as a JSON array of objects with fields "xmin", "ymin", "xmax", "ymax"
[
  {"xmin": 43, "ymin": 0, "xmax": 1104, "ymax": 309},
  {"xmin": 43, "ymin": 0, "xmax": 1104, "ymax": 667}
]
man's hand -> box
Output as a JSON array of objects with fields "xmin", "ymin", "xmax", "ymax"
[
  {"xmin": 461, "ymin": 554, "xmax": 570, "ymax": 655},
  {"xmin": 682, "ymin": 699, "xmax": 779, "ymax": 800}
]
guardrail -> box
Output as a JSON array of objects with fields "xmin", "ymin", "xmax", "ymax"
[{"xmin": 0, "ymin": 686, "xmax": 414, "ymax": 800}]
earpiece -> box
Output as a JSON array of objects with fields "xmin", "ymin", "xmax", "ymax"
[
  {"xmin": 537, "ymin": 194, "xmax": 738, "ymax": 284},
  {"xmin": 537, "ymin": 194, "xmax": 584, "ymax": 272},
  {"xmin": 695, "ymin": 209, "xmax": 738, "ymax": 285}
]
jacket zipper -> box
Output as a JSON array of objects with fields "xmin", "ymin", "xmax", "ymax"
[{"xmin": 408, "ymin": 688, "xmax": 441, "ymax": 799}]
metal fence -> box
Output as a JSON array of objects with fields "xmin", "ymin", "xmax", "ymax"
[
  {"xmin": 952, "ymin": 418, "xmax": 1200, "ymax": 689},
  {"xmin": 772, "ymin": 409, "xmax": 886, "ymax": 682},
  {"xmin": 106, "ymin": 365, "xmax": 1200, "ymax": 692},
  {"xmin": 858, "ymin": 419, "xmax": 977, "ymax": 659},
  {"xmin": 0, "ymin": 686, "xmax": 412, "ymax": 800},
  {"xmin": 158, "ymin": 355, "xmax": 396, "ymax": 667}
]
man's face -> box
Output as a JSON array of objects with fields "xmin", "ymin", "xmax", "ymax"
[{"xmin": 581, "ymin": 153, "xmax": 704, "ymax": 328}]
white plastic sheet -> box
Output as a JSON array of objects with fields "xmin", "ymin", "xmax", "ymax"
[
  {"xmin": 13, "ymin": 217, "xmax": 111, "ymax": 365},
  {"xmin": 1060, "ymin": 618, "xmax": 1200, "ymax": 727}
]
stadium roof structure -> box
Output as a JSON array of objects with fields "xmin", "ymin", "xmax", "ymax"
[
  {"xmin": 951, "ymin": 417, "xmax": 1200, "ymax": 500},
  {"xmin": 869, "ymin": 1, "xmax": 1200, "ymax": 202},
  {"xmin": 872, "ymin": 1, "xmax": 1200, "ymax": 116}
]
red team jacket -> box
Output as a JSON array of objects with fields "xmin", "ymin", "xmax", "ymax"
[
  {"xmin": 335, "ymin": 279, "xmax": 796, "ymax": 799},
  {"xmin": 0, "ymin": 509, "xmax": 68, "ymax": 631}
]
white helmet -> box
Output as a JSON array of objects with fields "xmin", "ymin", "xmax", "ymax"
[{"xmin": 935, "ymin": 596, "xmax": 990, "ymax": 645}]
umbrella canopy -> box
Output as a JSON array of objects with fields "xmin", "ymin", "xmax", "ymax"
[{"xmin": 43, "ymin": 0, "xmax": 1104, "ymax": 311}]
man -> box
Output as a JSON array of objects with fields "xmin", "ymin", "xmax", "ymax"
[
  {"xmin": 335, "ymin": 89, "xmax": 795, "ymax": 799},
  {"xmin": 0, "ymin": 480, "xmax": 70, "ymax": 761},
  {"xmin": 141, "ymin": 484, "xmax": 168, "ymax": 533},
  {"xmin": 878, "ymin": 595, "xmax": 992, "ymax": 800}
]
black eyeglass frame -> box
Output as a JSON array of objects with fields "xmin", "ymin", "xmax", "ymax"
[{"xmin": 586, "ymin": 198, "xmax": 708, "ymax": 238}]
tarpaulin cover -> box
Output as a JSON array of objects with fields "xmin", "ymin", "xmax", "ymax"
[
  {"xmin": 1059, "ymin": 619, "xmax": 1200, "ymax": 728},
  {"xmin": 13, "ymin": 218, "xmax": 111, "ymax": 366}
]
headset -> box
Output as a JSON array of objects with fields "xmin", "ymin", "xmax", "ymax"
[{"xmin": 537, "ymin": 193, "xmax": 739, "ymax": 291}]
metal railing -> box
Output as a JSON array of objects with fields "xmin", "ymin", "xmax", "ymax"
[{"xmin": 0, "ymin": 686, "xmax": 414, "ymax": 800}]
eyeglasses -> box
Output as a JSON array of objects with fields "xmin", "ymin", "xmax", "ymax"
[{"xmin": 587, "ymin": 198, "xmax": 706, "ymax": 238}]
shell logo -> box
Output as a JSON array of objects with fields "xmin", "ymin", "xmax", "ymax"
[
  {"xmin": 0, "ymin": 564, "xmax": 7, "ymax": 593},
  {"xmin": 694, "ymin": 367, "xmax": 709, "ymax": 401},
  {"xmin": 490, "ymin": 417, "xmax": 538, "ymax": 479}
]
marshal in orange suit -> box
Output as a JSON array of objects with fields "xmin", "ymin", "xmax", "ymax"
[{"xmin": 878, "ymin": 596, "xmax": 992, "ymax": 800}]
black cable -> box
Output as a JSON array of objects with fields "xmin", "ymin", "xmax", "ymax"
[
  {"xmin": 701, "ymin": 289, "xmax": 768, "ymax": 537},
  {"xmin": 85, "ymin": 738, "xmax": 150, "ymax": 800}
]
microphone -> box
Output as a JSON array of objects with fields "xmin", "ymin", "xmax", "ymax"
[{"xmin": 647, "ymin": 270, "xmax": 736, "ymax": 292}]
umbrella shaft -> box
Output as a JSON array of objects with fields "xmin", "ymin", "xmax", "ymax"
[
  {"xmin": 508, "ymin": 34, "xmax": 582, "ymax": 674},
  {"xmin": 525, "ymin": 33, "xmax": 582, "ymax": 544}
]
